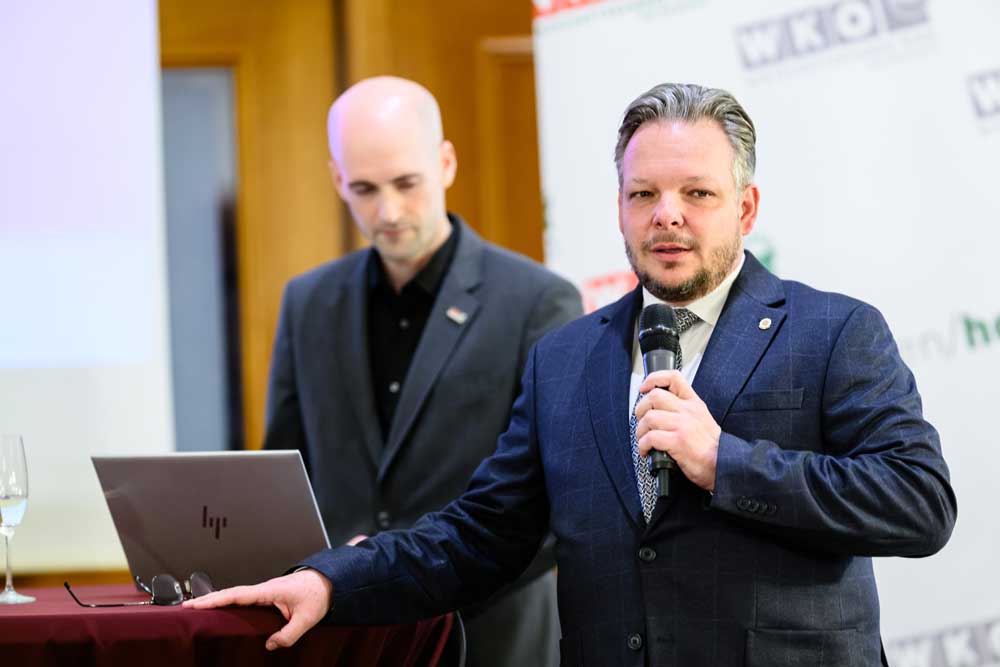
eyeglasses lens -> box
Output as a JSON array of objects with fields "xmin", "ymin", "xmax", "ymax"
[
  {"xmin": 187, "ymin": 571, "xmax": 215, "ymax": 598},
  {"xmin": 150, "ymin": 575, "xmax": 184, "ymax": 605}
]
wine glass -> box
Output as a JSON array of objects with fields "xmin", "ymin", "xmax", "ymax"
[{"xmin": 0, "ymin": 434, "xmax": 35, "ymax": 604}]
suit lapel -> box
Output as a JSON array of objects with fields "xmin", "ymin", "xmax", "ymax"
[
  {"xmin": 378, "ymin": 220, "xmax": 483, "ymax": 482},
  {"xmin": 691, "ymin": 252, "xmax": 787, "ymax": 428},
  {"xmin": 330, "ymin": 253, "xmax": 384, "ymax": 468},
  {"xmin": 586, "ymin": 287, "xmax": 645, "ymax": 530}
]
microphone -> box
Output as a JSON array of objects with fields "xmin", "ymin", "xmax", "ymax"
[{"xmin": 638, "ymin": 304, "xmax": 680, "ymax": 498}]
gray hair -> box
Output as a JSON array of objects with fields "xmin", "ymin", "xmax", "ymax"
[{"xmin": 614, "ymin": 83, "xmax": 756, "ymax": 190}]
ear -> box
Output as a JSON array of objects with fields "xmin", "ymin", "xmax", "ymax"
[
  {"xmin": 329, "ymin": 159, "xmax": 346, "ymax": 198},
  {"xmin": 738, "ymin": 183, "xmax": 760, "ymax": 236},
  {"xmin": 439, "ymin": 140, "xmax": 457, "ymax": 189},
  {"xmin": 617, "ymin": 190, "xmax": 625, "ymax": 235}
]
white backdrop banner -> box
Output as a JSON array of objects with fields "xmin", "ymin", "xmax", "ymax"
[{"xmin": 533, "ymin": 0, "xmax": 999, "ymax": 663}]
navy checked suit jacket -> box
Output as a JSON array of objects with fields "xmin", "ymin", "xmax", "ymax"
[{"xmin": 305, "ymin": 251, "xmax": 957, "ymax": 667}]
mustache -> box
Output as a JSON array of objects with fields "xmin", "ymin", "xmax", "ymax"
[{"xmin": 640, "ymin": 232, "xmax": 698, "ymax": 252}]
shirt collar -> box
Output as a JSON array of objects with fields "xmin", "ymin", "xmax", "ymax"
[
  {"xmin": 368, "ymin": 215, "xmax": 461, "ymax": 296},
  {"xmin": 640, "ymin": 252, "xmax": 745, "ymax": 327}
]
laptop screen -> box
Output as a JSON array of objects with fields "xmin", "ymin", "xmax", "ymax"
[{"xmin": 92, "ymin": 450, "xmax": 330, "ymax": 589}]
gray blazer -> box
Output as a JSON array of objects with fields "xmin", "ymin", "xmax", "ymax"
[{"xmin": 264, "ymin": 216, "xmax": 582, "ymax": 662}]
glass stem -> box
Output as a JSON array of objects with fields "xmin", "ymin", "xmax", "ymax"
[{"xmin": 3, "ymin": 534, "xmax": 12, "ymax": 593}]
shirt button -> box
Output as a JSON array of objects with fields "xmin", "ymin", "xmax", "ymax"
[
  {"xmin": 399, "ymin": 318, "xmax": 410, "ymax": 330},
  {"xmin": 376, "ymin": 511, "xmax": 391, "ymax": 530},
  {"xmin": 388, "ymin": 381, "xmax": 401, "ymax": 394},
  {"xmin": 638, "ymin": 547, "xmax": 657, "ymax": 562},
  {"xmin": 627, "ymin": 633, "xmax": 643, "ymax": 651}
]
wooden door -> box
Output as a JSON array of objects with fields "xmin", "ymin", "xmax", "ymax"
[
  {"xmin": 160, "ymin": 0, "xmax": 343, "ymax": 452},
  {"xmin": 339, "ymin": 0, "xmax": 546, "ymax": 261}
]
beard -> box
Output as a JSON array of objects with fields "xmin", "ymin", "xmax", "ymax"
[{"xmin": 625, "ymin": 229, "xmax": 741, "ymax": 303}]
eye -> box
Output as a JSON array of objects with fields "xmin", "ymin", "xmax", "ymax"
[
  {"xmin": 394, "ymin": 176, "xmax": 422, "ymax": 191},
  {"xmin": 350, "ymin": 183, "xmax": 376, "ymax": 196},
  {"xmin": 689, "ymin": 189, "xmax": 713, "ymax": 199},
  {"xmin": 629, "ymin": 190, "xmax": 653, "ymax": 200}
]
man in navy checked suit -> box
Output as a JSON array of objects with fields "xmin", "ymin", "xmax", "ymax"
[{"xmin": 188, "ymin": 83, "xmax": 957, "ymax": 667}]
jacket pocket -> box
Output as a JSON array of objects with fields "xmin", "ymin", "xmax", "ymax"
[
  {"xmin": 746, "ymin": 627, "xmax": 862, "ymax": 667},
  {"xmin": 730, "ymin": 387, "xmax": 804, "ymax": 412}
]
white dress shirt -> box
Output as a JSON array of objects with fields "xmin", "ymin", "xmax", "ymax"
[{"xmin": 628, "ymin": 254, "xmax": 745, "ymax": 413}]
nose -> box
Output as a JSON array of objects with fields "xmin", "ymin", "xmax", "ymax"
[
  {"xmin": 652, "ymin": 193, "xmax": 683, "ymax": 228},
  {"xmin": 378, "ymin": 192, "xmax": 403, "ymax": 224}
]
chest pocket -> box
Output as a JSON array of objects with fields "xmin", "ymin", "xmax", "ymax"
[{"xmin": 730, "ymin": 387, "xmax": 804, "ymax": 412}]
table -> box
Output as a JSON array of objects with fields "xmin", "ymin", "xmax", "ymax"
[{"xmin": 0, "ymin": 584, "xmax": 453, "ymax": 666}]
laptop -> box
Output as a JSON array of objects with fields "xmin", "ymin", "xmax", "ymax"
[{"xmin": 92, "ymin": 450, "xmax": 330, "ymax": 590}]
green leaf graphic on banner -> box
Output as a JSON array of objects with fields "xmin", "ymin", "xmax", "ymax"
[{"xmin": 746, "ymin": 235, "xmax": 776, "ymax": 273}]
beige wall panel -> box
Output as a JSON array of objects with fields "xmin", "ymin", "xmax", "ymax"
[
  {"xmin": 161, "ymin": 0, "xmax": 342, "ymax": 452},
  {"xmin": 341, "ymin": 0, "xmax": 540, "ymax": 256}
]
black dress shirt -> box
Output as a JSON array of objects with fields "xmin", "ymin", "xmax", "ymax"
[{"xmin": 367, "ymin": 218, "xmax": 460, "ymax": 442}]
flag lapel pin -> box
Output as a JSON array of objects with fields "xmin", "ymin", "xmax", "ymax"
[{"xmin": 446, "ymin": 307, "xmax": 468, "ymax": 325}]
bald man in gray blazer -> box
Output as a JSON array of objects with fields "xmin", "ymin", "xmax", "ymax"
[{"xmin": 262, "ymin": 76, "xmax": 581, "ymax": 666}]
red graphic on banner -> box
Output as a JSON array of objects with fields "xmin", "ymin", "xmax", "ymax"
[
  {"xmin": 581, "ymin": 270, "xmax": 638, "ymax": 313},
  {"xmin": 533, "ymin": 0, "xmax": 611, "ymax": 19}
]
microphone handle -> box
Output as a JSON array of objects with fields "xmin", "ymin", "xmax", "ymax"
[{"xmin": 642, "ymin": 349, "xmax": 677, "ymax": 498}]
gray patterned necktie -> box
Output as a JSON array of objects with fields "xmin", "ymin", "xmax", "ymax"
[
  {"xmin": 630, "ymin": 308, "xmax": 700, "ymax": 522},
  {"xmin": 670, "ymin": 307, "xmax": 700, "ymax": 370}
]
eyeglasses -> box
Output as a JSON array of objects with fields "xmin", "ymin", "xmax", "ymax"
[{"xmin": 64, "ymin": 572, "xmax": 215, "ymax": 607}]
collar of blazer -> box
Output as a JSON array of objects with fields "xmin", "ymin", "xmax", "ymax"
[
  {"xmin": 334, "ymin": 214, "xmax": 488, "ymax": 478},
  {"xmin": 584, "ymin": 251, "xmax": 787, "ymax": 529},
  {"xmin": 377, "ymin": 215, "xmax": 486, "ymax": 481}
]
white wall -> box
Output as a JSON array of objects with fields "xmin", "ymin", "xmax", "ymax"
[{"xmin": 0, "ymin": 1, "xmax": 173, "ymax": 571}]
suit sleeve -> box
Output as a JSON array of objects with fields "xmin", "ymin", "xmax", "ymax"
[
  {"xmin": 261, "ymin": 285, "xmax": 309, "ymax": 472},
  {"xmin": 300, "ymin": 346, "xmax": 551, "ymax": 624},
  {"xmin": 494, "ymin": 275, "xmax": 581, "ymax": 590},
  {"xmin": 711, "ymin": 303, "xmax": 957, "ymax": 557}
]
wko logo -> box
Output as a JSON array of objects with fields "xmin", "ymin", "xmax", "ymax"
[
  {"xmin": 202, "ymin": 505, "xmax": 227, "ymax": 540},
  {"xmin": 735, "ymin": 0, "xmax": 929, "ymax": 69},
  {"xmin": 969, "ymin": 69, "xmax": 1000, "ymax": 119},
  {"xmin": 886, "ymin": 616, "xmax": 1000, "ymax": 667}
]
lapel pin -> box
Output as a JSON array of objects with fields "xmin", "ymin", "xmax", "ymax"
[
  {"xmin": 759, "ymin": 318, "xmax": 772, "ymax": 330},
  {"xmin": 446, "ymin": 306, "xmax": 468, "ymax": 325}
]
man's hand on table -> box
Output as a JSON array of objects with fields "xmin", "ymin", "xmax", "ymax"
[{"xmin": 183, "ymin": 568, "xmax": 333, "ymax": 651}]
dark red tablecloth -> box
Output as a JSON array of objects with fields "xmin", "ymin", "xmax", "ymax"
[{"xmin": 0, "ymin": 584, "xmax": 452, "ymax": 666}]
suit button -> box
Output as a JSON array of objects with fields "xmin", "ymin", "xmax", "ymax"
[
  {"xmin": 638, "ymin": 547, "xmax": 657, "ymax": 562},
  {"xmin": 627, "ymin": 633, "xmax": 643, "ymax": 650},
  {"xmin": 376, "ymin": 511, "xmax": 391, "ymax": 530},
  {"xmin": 747, "ymin": 499, "xmax": 760, "ymax": 513},
  {"xmin": 737, "ymin": 497, "xmax": 749, "ymax": 510}
]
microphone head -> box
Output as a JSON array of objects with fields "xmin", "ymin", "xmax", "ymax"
[{"xmin": 638, "ymin": 304, "xmax": 680, "ymax": 355}]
